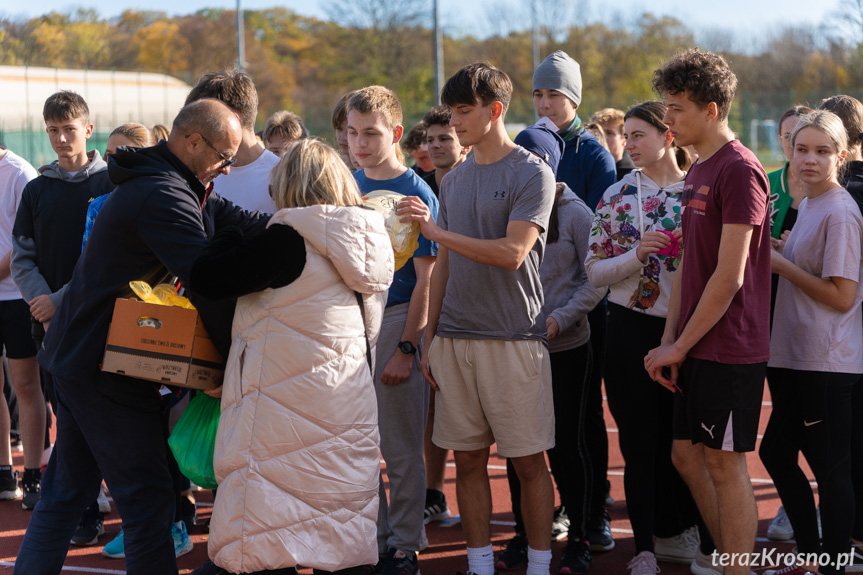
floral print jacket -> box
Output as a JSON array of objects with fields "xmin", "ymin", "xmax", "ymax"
[{"xmin": 584, "ymin": 170, "xmax": 685, "ymax": 317}]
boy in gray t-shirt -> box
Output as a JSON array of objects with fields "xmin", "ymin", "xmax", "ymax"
[
  {"xmin": 398, "ymin": 63, "xmax": 556, "ymax": 575},
  {"xmin": 436, "ymin": 146, "xmax": 552, "ymax": 341}
]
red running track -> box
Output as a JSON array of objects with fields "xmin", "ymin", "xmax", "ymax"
[{"xmin": 0, "ymin": 383, "xmax": 806, "ymax": 574}]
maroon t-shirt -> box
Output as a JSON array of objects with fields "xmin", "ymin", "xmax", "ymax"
[{"xmin": 678, "ymin": 140, "xmax": 771, "ymax": 364}]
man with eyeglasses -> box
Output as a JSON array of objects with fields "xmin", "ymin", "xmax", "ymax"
[
  {"xmin": 14, "ymin": 98, "xmax": 269, "ymax": 575},
  {"xmin": 185, "ymin": 69, "xmax": 280, "ymax": 214}
]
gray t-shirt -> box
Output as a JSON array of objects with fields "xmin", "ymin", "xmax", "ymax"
[
  {"xmin": 769, "ymin": 187, "xmax": 863, "ymax": 373},
  {"xmin": 437, "ymin": 146, "xmax": 556, "ymax": 341}
]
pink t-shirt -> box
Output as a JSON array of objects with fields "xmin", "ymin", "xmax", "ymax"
[
  {"xmin": 769, "ymin": 187, "xmax": 863, "ymax": 373},
  {"xmin": 678, "ymin": 140, "xmax": 771, "ymax": 364}
]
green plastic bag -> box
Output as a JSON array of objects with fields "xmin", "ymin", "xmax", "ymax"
[{"xmin": 168, "ymin": 394, "xmax": 220, "ymax": 489}]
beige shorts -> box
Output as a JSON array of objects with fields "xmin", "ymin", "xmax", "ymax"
[{"xmin": 428, "ymin": 336, "xmax": 554, "ymax": 458}]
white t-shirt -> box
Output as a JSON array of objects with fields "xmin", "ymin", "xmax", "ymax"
[
  {"xmin": 212, "ymin": 149, "xmax": 279, "ymax": 213},
  {"xmin": 0, "ymin": 150, "xmax": 38, "ymax": 300},
  {"xmin": 769, "ymin": 187, "xmax": 863, "ymax": 373}
]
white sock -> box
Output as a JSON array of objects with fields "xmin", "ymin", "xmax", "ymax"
[
  {"xmin": 526, "ymin": 546, "xmax": 552, "ymax": 575},
  {"xmin": 467, "ymin": 544, "xmax": 495, "ymax": 575}
]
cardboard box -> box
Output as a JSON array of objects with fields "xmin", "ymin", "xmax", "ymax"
[{"xmin": 102, "ymin": 298, "xmax": 224, "ymax": 390}]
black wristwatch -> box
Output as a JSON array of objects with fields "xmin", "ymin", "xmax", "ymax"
[{"xmin": 397, "ymin": 341, "xmax": 418, "ymax": 355}]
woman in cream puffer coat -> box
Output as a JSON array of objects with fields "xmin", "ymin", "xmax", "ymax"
[{"xmin": 190, "ymin": 139, "xmax": 395, "ymax": 575}]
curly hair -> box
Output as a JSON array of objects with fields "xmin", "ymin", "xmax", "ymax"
[{"xmin": 652, "ymin": 49, "xmax": 737, "ymax": 121}]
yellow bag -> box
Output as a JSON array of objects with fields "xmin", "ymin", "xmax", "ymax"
[
  {"xmin": 362, "ymin": 190, "xmax": 420, "ymax": 272},
  {"xmin": 129, "ymin": 281, "xmax": 196, "ymax": 309}
]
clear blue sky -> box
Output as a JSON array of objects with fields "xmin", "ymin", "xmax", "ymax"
[{"xmin": 2, "ymin": 0, "xmax": 846, "ymax": 45}]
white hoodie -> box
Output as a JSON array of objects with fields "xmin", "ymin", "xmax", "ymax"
[{"xmin": 584, "ymin": 170, "xmax": 685, "ymax": 318}]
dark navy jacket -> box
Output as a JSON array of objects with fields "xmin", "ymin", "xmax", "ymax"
[
  {"xmin": 556, "ymin": 128, "xmax": 616, "ymax": 212},
  {"xmin": 40, "ymin": 141, "xmax": 268, "ymax": 383}
]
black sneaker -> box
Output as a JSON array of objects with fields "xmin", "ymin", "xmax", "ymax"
[
  {"xmin": 181, "ymin": 495, "xmax": 198, "ymax": 528},
  {"xmin": 495, "ymin": 533, "xmax": 527, "ymax": 571},
  {"xmin": 379, "ymin": 548, "xmax": 419, "ymax": 575},
  {"xmin": 70, "ymin": 515, "xmax": 105, "ymax": 546},
  {"xmin": 559, "ymin": 539, "xmax": 591, "ymax": 575},
  {"xmin": 0, "ymin": 468, "xmax": 21, "ymax": 500},
  {"xmin": 586, "ymin": 511, "xmax": 614, "ymax": 552},
  {"xmin": 21, "ymin": 468, "xmax": 41, "ymax": 510},
  {"xmin": 551, "ymin": 505, "xmax": 570, "ymax": 541},
  {"xmin": 363, "ymin": 555, "xmax": 386, "ymax": 575},
  {"xmin": 191, "ymin": 559, "xmax": 231, "ymax": 575},
  {"xmin": 423, "ymin": 488, "xmax": 451, "ymax": 525},
  {"xmin": 190, "ymin": 560, "xmax": 231, "ymax": 575}
]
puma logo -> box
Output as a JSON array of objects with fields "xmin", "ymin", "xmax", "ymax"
[{"xmin": 701, "ymin": 422, "xmax": 715, "ymax": 439}]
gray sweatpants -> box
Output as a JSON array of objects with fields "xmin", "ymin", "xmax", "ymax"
[{"xmin": 374, "ymin": 302, "xmax": 429, "ymax": 554}]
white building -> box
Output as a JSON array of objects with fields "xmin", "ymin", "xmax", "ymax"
[{"xmin": 0, "ymin": 66, "xmax": 192, "ymax": 165}]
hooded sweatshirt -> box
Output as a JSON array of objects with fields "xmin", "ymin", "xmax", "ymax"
[
  {"xmin": 11, "ymin": 150, "xmax": 112, "ymax": 307},
  {"xmin": 39, "ymin": 141, "xmax": 268, "ymax": 384},
  {"xmin": 557, "ymin": 128, "xmax": 617, "ymax": 212},
  {"xmin": 540, "ymin": 185, "xmax": 606, "ymax": 353},
  {"xmin": 584, "ymin": 170, "xmax": 685, "ymax": 318}
]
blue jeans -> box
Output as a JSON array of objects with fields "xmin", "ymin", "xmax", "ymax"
[{"xmin": 14, "ymin": 373, "xmax": 176, "ymax": 575}]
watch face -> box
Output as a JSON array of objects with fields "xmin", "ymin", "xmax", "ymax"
[{"xmin": 399, "ymin": 341, "xmax": 416, "ymax": 354}]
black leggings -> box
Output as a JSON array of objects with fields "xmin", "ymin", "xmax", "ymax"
[
  {"xmin": 852, "ymin": 379, "xmax": 863, "ymax": 540},
  {"xmin": 506, "ymin": 343, "xmax": 592, "ymax": 539},
  {"xmin": 585, "ymin": 303, "xmax": 609, "ymax": 520},
  {"xmin": 760, "ymin": 368, "xmax": 859, "ymax": 575},
  {"xmin": 604, "ymin": 304, "xmax": 708, "ymax": 553}
]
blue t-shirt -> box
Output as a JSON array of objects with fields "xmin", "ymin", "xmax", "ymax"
[
  {"xmin": 354, "ymin": 168, "xmax": 439, "ymax": 306},
  {"xmin": 82, "ymin": 192, "xmax": 111, "ymax": 251}
]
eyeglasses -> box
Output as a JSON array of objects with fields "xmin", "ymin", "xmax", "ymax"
[{"xmin": 186, "ymin": 133, "xmax": 236, "ymax": 170}]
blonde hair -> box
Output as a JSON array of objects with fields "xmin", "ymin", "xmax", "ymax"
[
  {"xmin": 152, "ymin": 124, "xmax": 170, "ymax": 142},
  {"xmin": 263, "ymin": 110, "xmax": 308, "ymax": 144},
  {"xmin": 792, "ymin": 110, "xmax": 848, "ymax": 152},
  {"xmin": 111, "ymin": 123, "xmax": 156, "ymax": 147},
  {"xmin": 270, "ymin": 138, "xmax": 363, "ymax": 209},
  {"xmin": 348, "ymin": 85, "xmax": 406, "ymax": 165},
  {"xmin": 791, "ymin": 110, "xmax": 849, "ymax": 178},
  {"xmin": 348, "ymin": 85, "xmax": 403, "ymax": 131},
  {"xmin": 590, "ymin": 108, "xmax": 625, "ymax": 132}
]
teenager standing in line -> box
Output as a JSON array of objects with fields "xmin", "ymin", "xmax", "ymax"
[{"xmin": 763, "ymin": 110, "xmax": 863, "ymax": 575}]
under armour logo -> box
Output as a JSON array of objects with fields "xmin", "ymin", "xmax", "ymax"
[
  {"xmin": 493, "ymin": 191, "xmax": 507, "ymax": 199},
  {"xmin": 701, "ymin": 422, "xmax": 715, "ymax": 439}
]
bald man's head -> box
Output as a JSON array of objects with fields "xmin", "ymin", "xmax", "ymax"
[{"xmin": 168, "ymin": 99, "xmax": 243, "ymax": 186}]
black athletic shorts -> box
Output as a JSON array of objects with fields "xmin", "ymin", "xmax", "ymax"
[
  {"xmin": 0, "ymin": 299, "xmax": 38, "ymax": 359},
  {"xmin": 672, "ymin": 357, "xmax": 766, "ymax": 452}
]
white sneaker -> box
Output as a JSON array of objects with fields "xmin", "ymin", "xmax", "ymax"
[
  {"xmin": 628, "ymin": 551, "xmax": 660, "ymax": 575},
  {"xmin": 690, "ymin": 549, "xmax": 723, "ymax": 575},
  {"xmin": 655, "ymin": 525, "xmax": 699, "ymax": 564},
  {"xmin": 767, "ymin": 506, "xmax": 794, "ymax": 541},
  {"xmin": 97, "ymin": 484, "xmax": 111, "ymax": 514}
]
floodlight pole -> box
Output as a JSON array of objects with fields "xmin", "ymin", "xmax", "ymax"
[
  {"xmin": 237, "ymin": 0, "xmax": 246, "ymax": 72},
  {"xmin": 531, "ymin": 0, "xmax": 540, "ymax": 71},
  {"xmin": 433, "ymin": 0, "xmax": 444, "ymax": 105}
]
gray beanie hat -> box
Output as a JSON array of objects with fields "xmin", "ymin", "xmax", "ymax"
[{"xmin": 533, "ymin": 50, "xmax": 582, "ymax": 108}]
